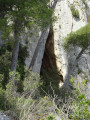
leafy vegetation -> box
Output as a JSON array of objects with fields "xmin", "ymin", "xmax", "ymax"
[
  {"xmin": 68, "ymin": 78, "xmax": 90, "ymax": 120},
  {"xmin": 46, "ymin": 114, "xmax": 56, "ymax": 120},
  {"xmin": 82, "ymin": 0, "xmax": 86, "ymax": 5},
  {"xmin": 0, "ymin": 70, "xmax": 90, "ymax": 120},
  {"xmin": 41, "ymin": 68, "xmax": 63, "ymax": 95},
  {"xmin": 63, "ymin": 22, "xmax": 90, "ymax": 50},
  {"xmin": 0, "ymin": 42, "xmax": 28, "ymax": 90},
  {"xmin": 0, "ymin": 0, "xmax": 53, "ymax": 72},
  {"xmin": 70, "ymin": 5, "xmax": 80, "ymax": 19}
]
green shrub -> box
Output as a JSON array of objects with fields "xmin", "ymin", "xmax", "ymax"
[
  {"xmin": 70, "ymin": 5, "xmax": 80, "ymax": 18},
  {"xmin": 0, "ymin": 50, "xmax": 12, "ymax": 89},
  {"xmin": 16, "ymin": 45, "xmax": 29, "ymax": 93},
  {"xmin": 0, "ymin": 74, "xmax": 4, "ymax": 88},
  {"xmin": 0, "ymin": 87, "xmax": 5, "ymax": 110},
  {"xmin": 59, "ymin": 25, "xmax": 61, "ymax": 29},
  {"xmin": 1, "ymin": 69, "xmax": 90, "ymax": 120},
  {"xmin": 82, "ymin": 0, "xmax": 86, "ymax": 5},
  {"xmin": 68, "ymin": 78, "xmax": 90, "ymax": 120},
  {"xmin": 0, "ymin": 42, "xmax": 29, "ymax": 90},
  {"xmin": 41, "ymin": 68, "xmax": 63, "ymax": 95},
  {"xmin": 3, "ymin": 70, "xmax": 57, "ymax": 120},
  {"xmin": 23, "ymin": 70, "xmax": 41, "ymax": 91},
  {"xmin": 78, "ymin": 68, "xmax": 82, "ymax": 74},
  {"xmin": 63, "ymin": 22, "xmax": 90, "ymax": 50}
]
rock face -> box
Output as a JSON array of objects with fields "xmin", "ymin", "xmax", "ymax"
[
  {"xmin": 25, "ymin": 0, "xmax": 90, "ymax": 97},
  {"xmin": 53, "ymin": 0, "xmax": 87, "ymax": 79},
  {"xmin": 50, "ymin": 0, "xmax": 90, "ymax": 97},
  {"xmin": 0, "ymin": 111, "xmax": 11, "ymax": 120}
]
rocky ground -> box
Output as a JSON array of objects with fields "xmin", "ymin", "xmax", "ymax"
[{"xmin": 0, "ymin": 111, "xmax": 11, "ymax": 120}]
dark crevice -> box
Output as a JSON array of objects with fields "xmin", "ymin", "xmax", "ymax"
[
  {"xmin": 40, "ymin": 26, "xmax": 63, "ymax": 95},
  {"xmin": 41, "ymin": 26, "xmax": 56, "ymax": 71}
]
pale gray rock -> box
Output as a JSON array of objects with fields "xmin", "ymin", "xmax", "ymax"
[{"xmin": 0, "ymin": 112, "xmax": 11, "ymax": 120}]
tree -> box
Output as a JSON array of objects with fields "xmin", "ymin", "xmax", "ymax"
[
  {"xmin": 0, "ymin": 0, "xmax": 53, "ymax": 71},
  {"xmin": 63, "ymin": 22, "xmax": 90, "ymax": 89}
]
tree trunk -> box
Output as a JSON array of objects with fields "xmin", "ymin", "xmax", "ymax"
[
  {"xmin": 29, "ymin": 28, "xmax": 50, "ymax": 69},
  {"xmin": 11, "ymin": 39, "xmax": 19, "ymax": 71}
]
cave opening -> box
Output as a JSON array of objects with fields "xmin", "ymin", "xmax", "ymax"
[{"xmin": 40, "ymin": 27, "xmax": 63, "ymax": 95}]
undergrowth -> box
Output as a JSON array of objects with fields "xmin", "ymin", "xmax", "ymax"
[
  {"xmin": 0, "ymin": 42, "xmax": 28, "ymax": 91},
  {"xmin": 41, "ymin": 68, "xmax": 63, "ymax": 95},
  {"xmin": 0, "ymin": 69, "xmax": 90, "ymax": 120},
  {"xmin": 0, "ymin": 36, "xmax": 90, "ymax": 120}
]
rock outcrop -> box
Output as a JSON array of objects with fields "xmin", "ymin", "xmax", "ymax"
[
  {"xmin": 25, "ymin": 0, "xmax": 90, "ymax": 97},
  {"xmin": 0, "ymin": 111, "xmax": 11, "ymax": 120},
  {"xmin": 52, "ymin": 0, "xmax": 90, "ymax": 97}
]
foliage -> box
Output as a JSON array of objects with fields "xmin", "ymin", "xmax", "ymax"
[
  {"xmin": 46, "ymin": 114, "xmax": 56, "ymax": 120},
  {"xmin": 70, "ymin": 5, "xmax": 79, "ymax": 18},
  {"xmin": 82, "ymin": 0, "xmax": 86, "ymax": 4},
  {"xmin": 63, "ymin": 22, "xmax": 90, "ymax": 50},
  {"xmin": 23, "ymin": 69, "xmax": 42, "ymax": 98},
  {"xmin": 0, "ymin": 70, "xmax": 58, "ymax": 120},
  {"xmin": 0, "ymin": 0, "xmax": 53, "ymax": 73},
  {"xmin": 0, "ymin": 88, "xmax": 5, "ymax": 110},
  {"xmin": 68, "ymin": 78, "xmax": 90, "ymax": 120},
  {"xmin": 41, "ymin": 68, "xmax": 63, "ymax": 95},
  {"xmin": 0, "ymin": 43, "xmax": 28, "ymax": 89},
  {"xmin": 0, "ymin": 0, "xmax": 53, "ymax": 40},
  {"xmin": 78, "ymin": 68, "xmax": 82, "ymax": 74},
  {"xmin": 0, "ymin": 42, "xmax": 12, "ymax": 89},
  {"xmin": 59, "ymin": 25, "xmax": 61, "ymax": 29},
  {"xmin": 0, "ymin": 68, "xmax": 90, "ymax": 120},
  {"xmin": 16, "ymin": 45, "xmax": 29, "ymax": 92},
  {"xmin": 0, "ymin": 74, "xmax": 4, "ymax": 88}
]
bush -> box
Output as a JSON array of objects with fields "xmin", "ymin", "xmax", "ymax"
[
  {"xmin": 0, "ymin": 47, "xmax": 12, "ymax": 89},
  {"xmin": 3, "ymin": 70, "xmax": 59, "ymax": 120},
  {"xmin": 0, "ymin": 88, "xmax": 5, "ymax": 110},
  {"xmin": 41, "ymin": 68, "xmax": 63, "ymax": 95},
  {"xmin": 70, "ymin": 5, "xmax": 80, "ymax": 18},
  {"xmin": 1, "ymin": 69, "xmax": 90, "ymax": 120},
  {"xmin": 82, "ymin": 0, "xmax": 86, "ymax": 5},
  {"xmin": 0, "ymin": 42, "xmax": 29, "ymax": 90},
  {"xmin": 23, "ymin": 70, "xmax": 41, "ymax": 98},
  {"xmin": 63, "ymin": 22, "xmax": 90, "ymax": 50},
  {"xmin": 68, "ymin": 78, "xmax": 90, "ymax": 120}
]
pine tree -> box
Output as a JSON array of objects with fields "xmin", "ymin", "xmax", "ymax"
[{"xmin": 0, "ymin": 0, "xmax": 53, "ymax": 71}]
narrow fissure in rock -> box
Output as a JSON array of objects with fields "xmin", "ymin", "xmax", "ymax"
[{"xmin": 40, "ymin": 27, "xmax": 63, "ymax": 94}]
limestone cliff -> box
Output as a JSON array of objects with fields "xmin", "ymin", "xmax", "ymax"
[
  {"xmin": 24, "ymin": 0, "xmax": 90, "ymax": 97},
  {"xmin": 51, "ymin": 0, "xmax": 90, "ymax": 97}
]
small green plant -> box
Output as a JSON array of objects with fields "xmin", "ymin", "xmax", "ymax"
[
  {"xmin": 46, "ymin": 114, "xmax": 56, "ymax": 120},
  {"xmin": 52, "ymin": 16, "xmax": 58, "ymax": 23},
  {"xmin": 59, "ymin": 25, "xmax": 61, "ymax": 29},
  {"xmin": 82, "ymin": 0, "xmax": 86, "ymax": 4},
  {"xmin": 78, "ymin": 68, "xmax": 82, "ymax": 74},
  {"xmin": 69, "ymin": 78, "xmax": 90, "ymax": 120},
  {"xmin": 70, "ymin": 5, "xmax": 80, "ymax": 18}
]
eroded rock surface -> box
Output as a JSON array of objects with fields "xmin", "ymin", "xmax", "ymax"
[{"xmin": 52, "ymin": 0, "xmax": 90, "ymax": 97}]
